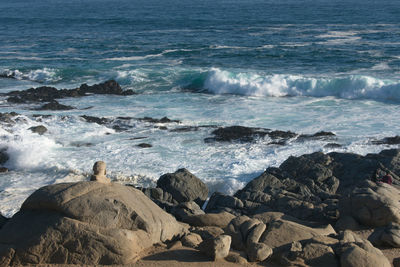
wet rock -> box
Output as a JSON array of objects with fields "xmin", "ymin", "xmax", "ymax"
[
  {"xmin": 0, "ymin": 167, "xmax": 8, "ymax": 173},
  {"xmin": 0, "ymin": 112, "xmax": 19, "ymax": 125},
  {"xmin": 80, "ymin": 115, "xmax": 110, "ymax": 125},
  {"xmin": 372, "ymin": 136, "xmax": 400, "ymax": 145},
  {"xmin": 6, "ymin": 80, "xmax": 134, "ymax": 104},
  {"xmin": 157, "ymin": 168, "xmax": 208, "ymax": 207},
  {"xmin": 199, "ymin": 235, "xmax": 231, "ymax": 260},
  {"xmin": 298, "ymin": 131, "xmax": 336, "ymax": 140},
  {"xmin": 0, "ymin": 149, "xmax": 9, "ymax": 165},
  {"xmin": 325, "ymin": 143, "xmax": 342, "ymax": 148},
  {"xmin": 36, "ymin": 100, "xmax": 75, "ymax": 110},
  {"xmin": 0, "ymin": 213, "xmax": 7, "ymax": 229},
  {"xmin": 169, "ymin": 126, "xmax": 200, "ymax": 132},
  {"xmin": 138, "ymin": 117, "xmax": 180, "ymax": 124},
  {"xmin": 205, "ymin": 126, "xmax": 270, "ymax": 143},
  {"xmin": 69, "ymin": 142, "xmax": 94, "ymax": 147},
  {"xmin": 137, "ymin": 143, "xmax": 152, "ymax": 148},
  {"xmin": 28, "ymin": 125, "xmax": 47, "ymax": 135}
]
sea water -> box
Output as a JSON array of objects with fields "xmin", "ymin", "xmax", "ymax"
[{"xmin": 0, "ymin": 0, "xmax": 399, "ymax": 216}]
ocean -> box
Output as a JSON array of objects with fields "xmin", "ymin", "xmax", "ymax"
[{"xmin": 0, "ymin": 0, "xmax": 399, "ymax": 216}]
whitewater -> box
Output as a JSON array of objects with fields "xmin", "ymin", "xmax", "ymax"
[{"xmin": 0, "ymin": 0, "xmax": 399, "ymax": 216}]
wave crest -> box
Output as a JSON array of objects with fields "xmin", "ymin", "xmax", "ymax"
[{"xmin": 203, "ymin": 68, "xmax": 400, "ymax": 102}]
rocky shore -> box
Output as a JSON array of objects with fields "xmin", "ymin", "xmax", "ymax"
[
  {"xmin": 0, "ymin": 148, "xmax": 400, "ymax": 266},
  {"xmin": 1, "ymin": 80, "xmax": 400, "ymax": 266}
]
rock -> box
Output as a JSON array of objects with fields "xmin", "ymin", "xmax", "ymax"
[
  {"xmin": 181, "ymin": 233, "xmax": 203, "ymax": 248},
  {"xmin": 0, "ymin": 167, "xmax": 8, "ymax": 173},
  {"xmin": 89, "ymin": 161, "xmax": 110, "ymax": 184},
  {"xmin": 339, "ymin": 183, "xmax": 400, "ymax": 227},
  {"xmin": 205, "ymin": 126, "xmax": 297, "ymax": 143},
  {"xmin": 157, "ymin": 168, "xmax": 208, "ymax": 207},
  {"xmin": 394, "ymin": 257, "xmax": 400, "ymax": 267},
  {"xmin": 258, "ymin": 219, "xmax": 336, "ymax": 249},
  {"xmin": 325, "ymin": 143, "xmax": 342, "ymax": 148},
  {"xmin": 224, "ymin": 215, "xmax": 252, "ymax": 251},
  {"xmin": 368, "ymin": 222, "xmax": 400, "ymax": 248},
  {"xmin": 0, "ymin": 112, "xmax": 19, "ymax": 125},
  {"xmin": 190, "ymin": 226, "xmax": 224, "ymax": 240},
  {"xmin": 81, "ymin": 115, "xmax": 110, "ymax": 125},
  {"xmin": 137, "ymin": 143, "xmax": 152, "ymax": 148},
  {"xmin": 138, "ymin": 117, "xmax": 180, "ymax": 124},
  {"xmin": 205, "ymin": 192, "xmax": 243, "ymax": 213},
  {"xmin": 28, "ymin": 125, "xmax": 47, "ymax": 135},
  {"xmin": 199, "ymin": 235, "xmax": 231, "ymax": 260},
  {"xmin": 170, "ymin": 201, "xmax": 205, "ymax": 221},
  {"xmin": 6, "ymin": 80, "xmax": 133, "ymax": 104},
  {"xmin": 0, "ymin": 182, "xmax": 186, "ymax": 265},
  {"xmin": 340, "ymin": 242, "xmax": 390, "ymax": 267},
  {"xmin": 372, "ymin": 136, "xmax": 400, "ymax": 145},
  {"xmin": 246, "ymin": 242, "xmax": 273, "ymax": 262},
  {"xmin": 335, "ymin": 215, "xmax": 360, "ymax": 231},
  {"xmin": 36, "ymin": 100, "xmax": 75, "ymax": 110},
  {"xmin": 0, "ymin": 214, "xmax": 7, "ymax": 229},
  {"xmin": 181, "ymin": 212, "xmax": 235, "ymax": 228},
  {"xmin": 225, "ymin": 251, "xmax": 248, "ymax": 264},
  {"xmin": 300, "ymin": 242, "xmax": 338, "ymax": 267},
  {"xmin": 0, "ymin": 149, "xmax": 9, "ymax": 165},
  {"xmin": 204, "ymin": 126, "xmax": 271, "ymax": 143}
]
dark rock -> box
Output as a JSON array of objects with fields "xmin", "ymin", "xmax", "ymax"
[
  {"xmin": 0, "ymin": 213, "xmax": 7, "ymax": 229},
  {"xmin": 170, "ymin": 201, "xmax": 205, "ymax": 221},
  {"xmin": 205, "ymin": 192, "xmax": 244, "ymax": 214},
  {"xmin": 69, "ymin": 142, "xmax": 94, "ymax": 147},
  {"xmin": 137, "ymin": 143, "xmax": 152, "ymax": 148},
  {"xmin": 169, "ymin": 126, "xmax": 200, "ymax": 132},
  {"xmin": 129, "ymin": 137, "xmax": 147, "ymax": 140},
  {"xmin": 0, "ymin": 112, "xmax": 19, "ymax": 125},
  {"xmin": 372, "ymin": 136, "xmax": 400, "ymax": 145},
  {"xmin": 36, "ymin": 100, "xmax": 75, "ymax": 110},
  {"xmin": 298, "ymin": 131, "xmax": 336, "ymax": 140},
  {"xmin": 268, "ymin": 130, "xmax": 297, "ymax": 139},
  {"xmin": 158, "ymin": 126, "xmax": 168, "ymax": 130},
  {"xmin": 0, "ymin": 167, "xmax": 8, "ymax": 173},
  {"xmin": 206, "ymin": 126, "xmax": 270, "ymax": 143},
  {"xmin": 80, "ymin": 115, "xmax": 110, "ymax": 125},
  {"xmin": 112, "ymin": 125, "xmax": 128, "ymax": 132},
  {"xmin": 368, "ymin": 222, "xmax": 400, "ymax": 248},
  {"xmin": 28, "ymin": 125, "xmax": 47, "ymax": 135},
  {"xmin": 325, "ymin": 143, "xmax": 342, "ymax": 148},
  {"xmin": 6, "ymin": 80, "xmax": 133, "ymax": 104},
  {"xmin": 137, "ymin": 117, "xmax": 180, "ymax": 124},
  {"xmin": 157, "ymin": 168, "xmax": 208, "ymax": 207},
  {"xmin": 0, "ymin": 149, "xmax": 9, "ymax": 165}
]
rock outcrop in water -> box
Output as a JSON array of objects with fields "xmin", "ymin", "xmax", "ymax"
[{"xmin": 5, "ymin": 80, "xmax": 135, "ymax": 104}]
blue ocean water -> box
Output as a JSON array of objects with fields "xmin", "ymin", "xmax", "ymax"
[{"xmin": 0, "ymin": 0, "xmax": 399, "ymax": 216}]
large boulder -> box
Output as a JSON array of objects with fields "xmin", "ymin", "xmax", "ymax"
[
  {"xmin": 339, "ymin": 182, "xmax": 400, "ymax": 227},
  {"xmin": 157, "ymin": 168, "xmax": 208, "ymax": 207},
  {"xmin": 0, "ymin": 182, "xmax": 186, "ymax": 265}
]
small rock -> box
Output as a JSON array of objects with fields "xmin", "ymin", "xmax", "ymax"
[
  {"xmin": 36, "ymin": 100, "xmax": 75, "ymax": 110},
  {"xmin": 28, "ymin": 125, "xmax": 47, "ymax": 135},
  {"xmin": 181, "ymin": 233, "xmax": 203, "ymax": 248},
  {"xmin": 81, "ymin": 115, "xmax": 110, "ymax": 125},
  {"xmin": 0, "ymin": 167, "xmax": 8, "ymax": 173},
  {"xmin": 0, "ymin": 149, "xmax": 9, "ymax": 165},
  {"xmin": 225, "ymin": 251, "xmax": 248, "ymax": 264},
  {"xmin": 137, "ymin": 143, "xmax": 152, "ymax": 148},
  {"xmin": 199, "ymin": 235, "xmax": 231, "ymax": 260},
  {"xmin": 246, "ymin": 242, "xmax": 272, "ymax": 262}
]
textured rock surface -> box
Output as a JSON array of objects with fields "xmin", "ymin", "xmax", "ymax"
[
  {"xmin": 157, "ymin": 168, "xmax": 208, "ymax": 207},
  {"xmin": 369, "ymin": 223, "xmax": 400, "ymax": 248},
  {"xmin": 0, "ymin": 182, "xmax": 186, "ymax": 265},
  {"xmin": 199, "ymin": 235, "xmax": 231, "ymax": 260}
]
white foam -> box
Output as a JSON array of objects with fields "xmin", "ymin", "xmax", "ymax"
[
  {"xmin": 2, "ymin": 68, "xmax": 61, "ymax": 83},
  {"xmin": 204, "ymin": 68, "xmax": 400, "ymax": 102}
]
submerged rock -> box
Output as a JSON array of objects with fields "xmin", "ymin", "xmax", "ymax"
[
  {"xmin": 36, "ymin": 100, "xmax": 75, "ymax": 110},
  {"xmin": 137, "ymin": 143, "xmax": 152, "ymax": 148},
  {"xmin": 137, "ymin": 116, "xmax": 181, "ymax": 124},
  {"xmin": 372, "ymin": 136, "xmax": 400, "ymax": 145},
  {"xmin": 28, "ymin": 125, "xmax": 47, "ymax": 135},
  {"xmin": 204, "ymin": 126, "xmax": 271, "ymax": 143}
]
